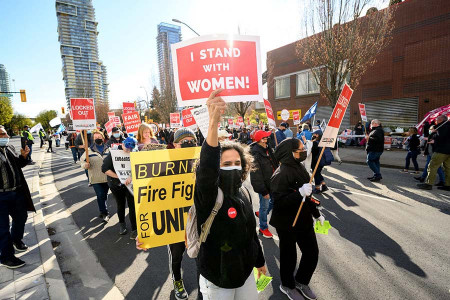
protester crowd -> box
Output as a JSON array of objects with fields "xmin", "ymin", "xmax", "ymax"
[{"xmin": 1, "ymin": 90, "xmax": 449, "ymax": 299}]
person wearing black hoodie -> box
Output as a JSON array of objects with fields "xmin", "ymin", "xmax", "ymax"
[
  {"xmin": 366, "ymin": 119, "xmax": 384, "ymax": 182},
  {"xmin": 106, "ymin": 127, "xmax": 124, "ymax": 147},
  {"xmin": 194, "ymin": 89, "xmax": 266, "ymax": 299},
  {"xmin": 401, "ymin": 127, "xmax": 420, "ymax": 174},
  {"xmin": 270, "ymin": 138, "xmax": 325, "ymax": 300}
]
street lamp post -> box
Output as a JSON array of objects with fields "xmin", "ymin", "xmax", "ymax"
[{"xmin": 172, "ymin": 19, "xmax": 200, "ymax": 36}]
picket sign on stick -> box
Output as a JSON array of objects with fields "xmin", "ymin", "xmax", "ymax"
[
  {"xmin": 83, "ymin": 130, "xmax": 90, "ymax": 164},
  {"xmin": 292, "ymin": 83, "xmax": 353, "ymax": 227}
]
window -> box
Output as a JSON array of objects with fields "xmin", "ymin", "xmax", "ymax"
[
  {"xmin": 296, "ymin": 69, "xmax": 319, "ymax": 95},
  {"xmin": 275, "ymin": 77, "xmax": 290, "ymax": 99}
]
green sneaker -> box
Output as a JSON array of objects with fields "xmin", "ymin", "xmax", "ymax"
[{"xmin": 173, "ymin": 279, "xmax": 188, "ymax": 300}]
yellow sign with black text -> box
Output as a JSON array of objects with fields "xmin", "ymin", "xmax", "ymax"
[
  {"xmin": 276, "ymin": 109, "xmax": 301, "ymax": 120},
  {"xmin": 131, "ymin": 147, "xmax": 201, "ymax": 249}
]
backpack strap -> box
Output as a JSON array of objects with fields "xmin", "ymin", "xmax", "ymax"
[
  {"xmin": 240, "ymin": 186, "xmax": 252, "ymax": 204},
  {"xmin": 199, "ymin": 188, "xmax": 224, "ymax": 243}
]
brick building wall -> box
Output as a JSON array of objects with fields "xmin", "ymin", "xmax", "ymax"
[{"xmin": 267, "ymin": 0, "xmax": 450, "ymax": 129}]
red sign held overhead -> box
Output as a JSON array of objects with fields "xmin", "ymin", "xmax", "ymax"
[
  {"xmin": 104, "ymin": 119, "xmax": 115, "ymax": 136},
  {"xmin": 122, "ymin": 111, "xmax": 141, "ymax": 135},
  {"xmin": 108, "ymin": 112, "xmax": 115, "ymax": 118},
  {"xmin": 171, "ymin": 35, "xmax": 263, "ymax": 107},
  {"xmin": 237, "ymin": 116, "xmax": 244, "ymax": 126},
  {"xmin": 293, "ymin": 111, "xmax": 300, "ymax": 125},
  {"xmin": 263, "ymin": 99, "xmax": 276, "ymax": 129},
  {"xmin": 358, "ymin": 103, "xmax": 367, "ymax": 122},
  {"xmin": 319, "ymin": 84, "xmax": 354, "ymax": 148},
  {"xmin": 170, "ymin": 113, "xmax": 181, "ymax": 128},
  {"xmin": 182, "ymin": 108, "xmax": 197, "ymax": 129},
  {"xmin": 70, "ymin": 98, "xmax": 96, "ymax": 130},
  {"xmin": 123, "ymin": 102, "xmax": 135, "ymax": 113},
  {"xmin": 228, "ymin": 119, "xmax": 233, "ymax": 126}
]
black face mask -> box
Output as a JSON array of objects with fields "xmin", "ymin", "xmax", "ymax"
[
  {"xmin": 218, "ymin": 167, "xmax": 243, "ymax": 196},
  {"xmin": 180, "ymin": 140, "xmax": 196, "ymax": 148},
  {"xmin": 293, "ymin": 151, "xmax": 308, "ymax": 163},
  {"xmin": 95, "ymin": 138, "xmax": 103, "ymax": 145}
]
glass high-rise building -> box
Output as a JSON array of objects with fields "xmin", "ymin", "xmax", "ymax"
[
  {"xmin": 55, "ymin": 0, "xmax": 109, "ymax": 108},
  {"xmin": 157, "ymin": 22, "xmax": 182, "ymax": 96},
  {"xmin": 0, "ymin": 64, "xmax": 12, "ymax": 102}
]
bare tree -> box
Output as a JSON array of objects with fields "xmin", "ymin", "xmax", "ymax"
[
  {"xmin": 296, "ymin": 0, "xmax": 396, "ymax": 107},
  {"xmin": 232, "ymin": 102, "xmax": 253, "ymax": 119},
  {"xmin": 95, "ymin": 102, "xmax": 110, "ymax": 126},
  {"xmin": 151, "ymin": 86, "xmax": 176, "ymax": 123}
]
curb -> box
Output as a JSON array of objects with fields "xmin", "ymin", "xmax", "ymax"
[{"xmin": 31, "ymin": 151, "xmax": 70, "ymax": 300}]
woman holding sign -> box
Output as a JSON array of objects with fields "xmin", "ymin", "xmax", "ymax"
[{"xmin": 194, "ymin": 89, "xmax": 267, "ymax": 299}]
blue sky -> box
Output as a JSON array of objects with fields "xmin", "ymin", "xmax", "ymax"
[{"xmin": 0, "ymin": 0, "xmax": 385, "ymax": 117}]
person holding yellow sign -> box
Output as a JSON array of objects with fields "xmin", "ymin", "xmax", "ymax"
[{"xmin": 195, "ymin": 89, "xmax": 267, "ymax": 299}]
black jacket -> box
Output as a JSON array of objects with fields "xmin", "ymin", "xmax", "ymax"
[
  {"xmin": 270, "ymin": 139, "xmax": 320, "ymax": 231},
  {"xmin": 250, "ymin": 142, "xmax": 277, "ymax": 196},
  {"xmin": 434, "ymin": 120, "xmax": 450, "ymax": 155},
  {"xmin": 0, "ymin": 145, "xmax": 35, "ymax": 212},
  {"xmin": 106, "ymin": 135, "xmax": 124, "ymax": 147},
  {"xmin": 424, "ymin": 131, "xmax": 438, "ymax": 156},
  {"xmin": 407, "ymin": 134, "xmax": 420, "ymax": 152},
  {"xmin": 194, "ymin": 142, "xmax": 265, "ymax": 288},
  {"xmin": 366, "ymin": 126, "xmax": 384, "ymax": 153},
  {"xmin": 101, "ymin": 148, "xmax": 124, "ymax": 192}
]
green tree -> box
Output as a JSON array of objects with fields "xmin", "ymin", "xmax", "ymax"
[
  {"xmin": 389, "ymin": 0, "xmax": 402, "ymax": 5},
  {"xmin": 148, "ymin": 109, "xmax": 161, "ymax": 123},
  {"xmin": 0, "ymin": 98, "xmax": 13, "ymax": 125},
  {"xmin": 36, "ymin": 110, "xmax": 58, "ymax": 130},
  {"xmin": 7, "ymin": 114, "xmax": 33, "ymax": 131}
]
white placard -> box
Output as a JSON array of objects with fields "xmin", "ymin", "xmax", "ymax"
[
  {"xmin": 191, "ymin": 106, "xmax": 210, "ymax": 138},
  {"xmin": 110, "ymin": 149, "xmax": 133, "ymax": 194}
]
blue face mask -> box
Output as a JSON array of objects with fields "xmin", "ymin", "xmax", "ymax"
[
  {"xmin": 113, "ymin": 133, "xmax": 120, "ymax": 138},
  {"xmin": 87, "ymin": 130, "xmax": 92, "ymax": 134},
  {"xmin": 0, "ymin": 138, "xmax": 9, "ymax": 147}
]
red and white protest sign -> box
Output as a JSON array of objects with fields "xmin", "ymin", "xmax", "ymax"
[
  {"xmin": 108, "ymin": 112, "xmax": 115, "ymax": 118},
  {"xmin": 263, "ymin": 99, "xmax": 276, "ymax": 129},
  {"xmin": 358, "ymin": 103, "xmax": 368, "ymax": 122},
  {"xmin": 104, "ymin": 119, "xmax": 115, "ymax": 136},
  {"xmin": 171, "ymin": 35, "xmax": 263, "ymax": 107},
  {"xmin": 237, "ymin": 116, "xmax": 244, "ymax": 126},
  {"xmin": 109, "ymin": 116, "xmax": 121, "ymax": 127},
  {"xmin": 123, "ymin": 102, "xmax": 135, "ymax": 113},
  {"xmin": 70, "ymin": 98, "xmax": 96, "ymax": 130},
  {"xmin": 384, "ymin": 136, "xmax": 392, "ymax": 149},
  {"xmin": 228, "ymin": 119, "xmax": 233, "ymax": 126},
  {"xmin": 182, "ymin": 108, "xmax": 197, "ymax": 130},
  {"xmin": 293, "ymin": 111, "xmax": 300, "ymax": 125},
  {"xmin": 319, "ymin": 84, "xmax": 354, "ymax": 148},
  {"xmin": 170, "ymin": 113, "xmax": 181, "ymax": 128},
  {"xmin": 122, "ymin": 111, "xmax": 141, "ymax": 135}
]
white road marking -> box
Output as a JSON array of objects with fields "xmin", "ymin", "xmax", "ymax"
[{"xmin": 330, "ymin": 188, "xmax": 397, "ymax": 203}]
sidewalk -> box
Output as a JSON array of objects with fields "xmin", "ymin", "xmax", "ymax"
[
  {"xmin": 338, "ymin": 146, "xmax": 428, "ymax": 170},
  {"xmin": 0, "ymin": 146, "xmax": 69, "ymax": 300}
]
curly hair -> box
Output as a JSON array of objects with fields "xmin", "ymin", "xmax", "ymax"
[{"xmin": 220, "ymin": 141, "xmax": 254, "ymax": 181}]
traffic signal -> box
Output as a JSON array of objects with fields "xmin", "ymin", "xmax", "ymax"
[
  {"xmin": 145, "ymin": 116, "xmax": 148, "ymax": 123},
  {"xmin": 61, "ymin": 107, "xmax": 65, "ymax": 114},
  {"xmin": 134, "ymin": 101, "xmax": 137, "ymax": 108},
  {"xmin": 20, "ymin": 90, "xmax": 26, "ymax": 102}
]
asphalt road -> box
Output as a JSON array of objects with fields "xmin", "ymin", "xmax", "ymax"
[{"xmin": 45, "ymin": 142, "xmax": 449, "ymax": 300}]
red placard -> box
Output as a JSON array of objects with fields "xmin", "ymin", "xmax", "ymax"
[
  {"xmin": 358, "ymin": 103, "xmax": 367, "ymax": 122},
  {"xmin": 293, "ymin": 111, "xmax": 300, "ymax": 125},
  {"xmin": 170, "ymin": 113, "xmax": 181, "ymax": 128},
  {"xmin": 70, "ymin": 98, "xmax": 96, "ymax": 130},
  {"xmin": 263, "ymin": 99, "xmax": 276, "ymax": 129},
  {"xmin": 237, "ymin": 116, "xmax": 244, "ymax": 126},
  {"xmin": 319, "ymin": 84, "xmax": 354, "ymax": 147},
  {"xmin": 123, "ymin": 102, "xmax": 135, "ymax": 113},
  {"xmin": 228, "ymin": 119, "xmax": 233, "ymax": 125},
  {"xmin": 122, "ymin": 111, "xmax": 141, "ymax": 135},
  {"xmin": 171, "ymin": 35, "xmax": 263, "ymax": 107},
  {"xmin": 108, "ymin": 112, "xmax": 115, "ymax": 118},
  {"xmin": 104, "ymin": 119, "xmax": 115, "ymax": 136},
  {"xmin": 182, "ymin": 108, "xmax": 197, "ymax": 129}
]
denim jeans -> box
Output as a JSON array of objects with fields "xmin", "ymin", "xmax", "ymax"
[
  {"xmin": 0, "ymin": 191, "xmax": 28, "ymax": 262},
  {"xmin": 421, "ymin": 154, "xmax": 445, "ymax": 182},
  {"xmin": 92, "ymin": 183, "xmax": 109, "ymax": 215},
  {"xmin": 258, "ymin": 193, "xmax": 273, "ymax": 230},
  {"xmin": 367, "ymin": 151, "xmax": 383, "ymax": 177},
  {"xmin": 27, "ymin": 144, "xmax": 33, "ymax": 161},
  {"xmin": 70, "ymin": 147, "xmax": 78, "ymax": 162},
  {"xmin": 314, "ymin": 165, "xmax": 325, "ymax": 186},
  {"xmin": 405, "ymin": 150, "xmax": 419, "ymax": 171}
]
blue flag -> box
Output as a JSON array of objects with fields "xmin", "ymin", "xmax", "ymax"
[
  {"xmin": 55, "ymin": 124, "xmax": 66, "ymax": 134},
  {"xmin": 300, "ymin": 101, "xmax": 318, "ymax": 122}
]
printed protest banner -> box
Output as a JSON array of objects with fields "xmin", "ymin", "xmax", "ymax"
[
  {"xmin": 131, "ymin": 147, "xmax": 201, "ymax": 249},
  {"xmin": 170, "ymin": 113, "xmax": 181, "ymax": 128},
  {"xmin": 181, "ymin": 108, "xmax": 198, "ymax": 130},
  {"xmin": 111, "ymin": 149, "xmax": 133, "ymax": 194},
  {"xmin": 319, "ymin": 84, "xmax": 354, "ymax": 148},
  {"xmin": 263, "ymin": 99, "xmax": 276, "ymax": 129},
  {"xmin": 280, "ymin": 109, "xmax": 290, "ymax": 122},
  {"xmin": 105, "ymin": 119, "xmax": 115, "ymax": 137},
  {"xmin": 384, "ymin": 136, "xmax": 392, "ymax": 149},
  {"xmin": 70, "ymin": 98, "xmax": 96, "ymax": 130},
  {"xmin": 123, "ymin": 102, "xmax": 135, "ymax": 113},
  {"xmin": 293, "ymin": 111, "xmax": 300, "ymax": 125},
  {"xmin": 122, "ymin": 111, "xmax": 141, "ymax": 136},
  {"xmin": 108, "ymin": 112, "xmax": 115, "ymax": 118},
  {"xmin": 237, "ymin": 116, "xmax": 244, "ymax": 127},
  {"xmin": 171, "ymin": 35, "xmax": 263, "ymax": 107},
  {"xmin": 191, "ymin": 106, "xmax": 210, "ymax": 138},
  {"xmin": 109, "ymin": 116, "xmax": 121, "ymax": 127},
  {"xmin": 228, "ymin": 119, "xmax": 233, "ymax": 127},
  {"xmin": 358, "ymin": 103, "xmax": 368, "ymax": 122}
]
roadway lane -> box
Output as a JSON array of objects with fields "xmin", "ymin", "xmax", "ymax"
[{"xmin": 48, "ymin": 144, "xmax": 450, "ymax": 300}]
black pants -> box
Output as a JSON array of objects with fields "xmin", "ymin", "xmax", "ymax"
[
  {"xmin": 167, "ymin": 242, "xmax": 185, "ymax": 281},
  {"xmin": 47, "ymin": 140, "xmax": 53, "ymax": 152},
  {"xmin": 111, "ymin": 186, "xmax": 136, "ymax": 230},
  {"xmin": 277, "ymin": 227, "xmax": 319, "ymax": 289},
  {"xmin": 40, "ymin": 138, "xmax": 44, "ymax": 148}
]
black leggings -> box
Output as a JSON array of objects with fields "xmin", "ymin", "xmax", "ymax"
[
  {"xmin": 167, "ymin": 242, "xmax": 185, "ymax": 281},
  {"xmin": 277, "ymin": 227, "xmax": 319, "ymax": 289},
  {"xmin": 111, "ymin": 186, "xmax": 136, "ymax": 230},
  {"xmin": 47, "ymin": 140, "xmax": 53, "ymax": 152}
]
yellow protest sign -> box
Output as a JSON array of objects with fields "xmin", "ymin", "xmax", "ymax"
[{"xmin": 131, "ymin": 147, "xmax": 201, "ymax": 249}]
